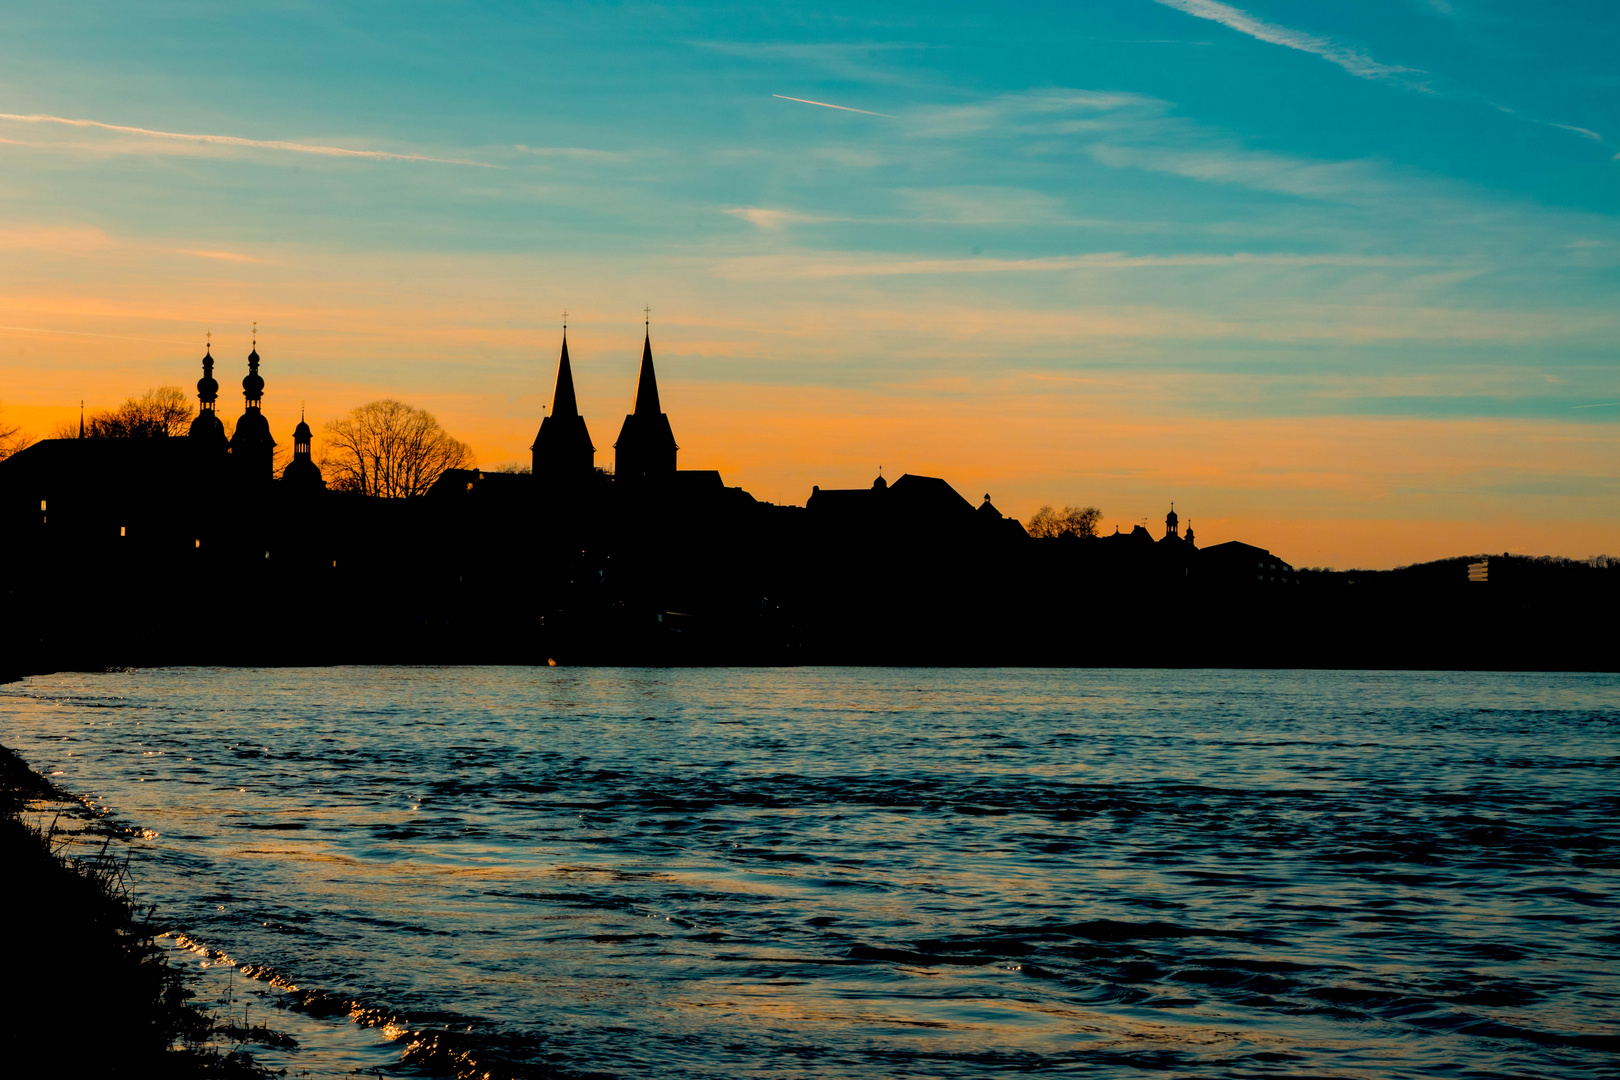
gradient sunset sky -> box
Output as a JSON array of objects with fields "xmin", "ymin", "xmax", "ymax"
[{"xmin": 1, "ymin": 1, "xmax": 1615, "ymax": 568}]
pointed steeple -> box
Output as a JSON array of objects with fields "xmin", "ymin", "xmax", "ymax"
[
  {"xmin": 632, "ymin": 331, "xmax": 661, "ymax": 416},
  {"xmin": 532, "ymin": 329, "xmax": 595, "ymax": 483},
  {"xmin": 552, "ymin": 332, "xmax": 580, "ymax": 417},
  {"xmin": 614, "ymin": 322, "xmax": 677, "ymax": 484}
]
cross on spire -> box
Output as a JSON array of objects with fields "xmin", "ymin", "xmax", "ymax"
[{"xmin": 643, "ymin": 305, "xmax": 651, "ymax": 329}]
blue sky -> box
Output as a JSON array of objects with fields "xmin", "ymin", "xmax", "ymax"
[{"xmin": 1, "ymin": 1, "xmax": 1615, "ymax": 565}]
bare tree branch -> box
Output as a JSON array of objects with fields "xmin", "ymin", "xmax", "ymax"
[
  {"xmin": 319, "ymin": 399, "xmax": 474, "ymax": 497},
  {"xmin": 54, "ymin": 386, "xmax": 197, "ymax": 440},
  {"xmin": 1027, "ymin": 504, "xmax": 1102, "ymax": 539},
  {"xmin": 0, "ymin": 401, "xmax": 34, "ymax": 460}
]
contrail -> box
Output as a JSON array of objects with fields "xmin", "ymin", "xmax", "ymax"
[
  {"xmin": 0, "ymin": 112, "xmax": 498, "ymax": 167},
  {"xmin": 772, "ymin": 95, "xmax": 893, "ymax": 118}
]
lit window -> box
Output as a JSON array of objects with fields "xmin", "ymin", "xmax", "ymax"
[
  {"xmin": 194, "ymin": 539, "xmax": 201, "ymax": 548},
  {"xmin": 264, "ymin": 551, "xmax": 270, "ymax": 559},
  {"xmin": 120, "ymin": 526, "xmax": 126, "ymax": 537},
  {"xmin": 39, "ymin": 500, "xmax": 46, "ymax": 511}
]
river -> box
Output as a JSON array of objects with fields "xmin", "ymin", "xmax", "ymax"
[{"xmin": 2, "ymin": 666, "xmax": 1616, "ymax": 1078}]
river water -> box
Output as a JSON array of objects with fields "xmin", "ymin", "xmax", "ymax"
[{"xmin": 1, "ymin": 667, "xmax": 1616, "ymax": 1078}]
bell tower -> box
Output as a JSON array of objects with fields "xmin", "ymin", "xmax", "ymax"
[
  {"xmin": 228, "ymin": 328, "xmax": 276, "ymax": 481},
  {"xmin": 188, "ymin": 336, "xmax": 227, "ymax": 447},
  {"xmin": 531, "ymin": 324, "xmax": 596, "ymax": 486},
  {"xmin": 613, "ymin": 317, "xmax": 678, "ymax": 484},
  {"xmin": 281, "ymin": 408, "xmax": 326, "ymax": 489}
]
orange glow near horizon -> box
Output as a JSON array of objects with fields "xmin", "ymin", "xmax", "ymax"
[{"xmin": 2, "ymin": 236, "xmax": 1615, "ymax": 572}]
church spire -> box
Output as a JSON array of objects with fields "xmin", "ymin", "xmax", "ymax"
[
  {"xmin": 531, "ymin": 327, "xmax": 595, "ymax": 483},
  {"xmin": 632, "ymin": 329, "xmax": 661, "ymax": 416},
  {"xmin": 552, "ymin": 331, "xmax": 581, "ymax": 418},
  {"xmin": 280, "ymin": 404, "xmax": 325, "ymax": 489},
  {"xmin": 613, "ymin": 319, "xmax": 678, "ymax": 483},
  {"xmin": 189, "ymin": 334, "xmax": 228, "ymax": 445},
  {"xmin": 229, "ymin": 327, "xmax": 275, "ymax": 480}
]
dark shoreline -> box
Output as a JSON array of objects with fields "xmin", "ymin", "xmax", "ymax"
[{"xmin": 0, "ymin": 744, "xmax": 273, "ymax": 1077}]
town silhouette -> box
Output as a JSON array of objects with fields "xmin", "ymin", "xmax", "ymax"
[{"xmin": 1, "ymin": 331, "xmax": 1614, "ymax": 674}]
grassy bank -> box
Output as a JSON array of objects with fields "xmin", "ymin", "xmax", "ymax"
[{"xmin": 0, "ymin": 744, "xmax": 274, "ymax": 1077}]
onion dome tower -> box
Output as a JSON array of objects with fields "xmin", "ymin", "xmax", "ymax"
[
  {"xmin": 1164, "ymin": 503, "xmax": 1179, "ymax": 540},
  {"xmin": 188, "ymin": 338, "xmax": 227, "ymax": 447},
  {"xmin": 281, "ymin": 409, "xmax": 325, "ymax": 489},
  {"xmin": 228, "ymin": 331, "xmax": 276, "ymax": 481},
  {"xmin": 612, "ymin": 321, "xmax": 677, "ymax": 484},
  {"xmin": 1183, "ymin": 521, "xmax": 1195, "ymax": 548},
  {"xmin": 531, "ymin": 328, "xmax": 595, "ymax": 484}
]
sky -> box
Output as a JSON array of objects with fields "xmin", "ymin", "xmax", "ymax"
[{"xmin": 0, "ymin": 0, "xmax": 1615, "ymax": 568}]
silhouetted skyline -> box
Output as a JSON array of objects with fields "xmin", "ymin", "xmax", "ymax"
[{"xmin": 0, "ymin": 4, "xmax": 1614, "ymax": 567}]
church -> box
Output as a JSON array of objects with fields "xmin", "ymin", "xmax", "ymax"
[{"xmin": 0, "ymin": 321, "xmax": 1292, "ymax": 669}]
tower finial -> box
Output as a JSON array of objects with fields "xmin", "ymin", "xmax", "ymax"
[
  {"xmin": 562, "ymin": 308, "xmax": 568, "ymax": 334},
  {"xmin": 643, "ymin": 305, "xmax": 651, "ymax": 330},
  {"xmin": 79, "ymin": 400, "xmax": 84, "ymax": 439}
]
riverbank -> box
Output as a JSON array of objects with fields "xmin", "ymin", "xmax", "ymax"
[{"xmin": 0, "ymin": 744, "xmax": 273, "ymax": 1077}]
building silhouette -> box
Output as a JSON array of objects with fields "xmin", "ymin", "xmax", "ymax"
[
  {"xmin": 531, "ymin": 331, "xmax": 595, "ymax": 485},
  {"xmin": 7, "ymin": 319, "xmax": 1611, "ymax": 674},
  {"xmin": 282, "ymin": 411, "xmax": 325, "ymax": 490},
  {"xmin": 227, "ymin": 341, "xmax": 275, "ymax": 482},
  {"xmin": 187, "ymin": 345, "xmax": 227, "ymax": 447},
  {"xmin": 613, "ymin": 330, "xmax": 678, "ymax": 484}
]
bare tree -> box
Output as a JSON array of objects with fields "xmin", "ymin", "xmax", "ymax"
[
  {"xmin": 49, "ymin": 386, "xmax": 196, "ymax": 439},
  {"xmin": 1027, "ymin": 504, "xmax": 1103, "ymax": 539},
  {"xmin": 0, "ymin": 402, "xmax": 33, "ymax": 460},
  {"xmin": 321, "ymin": 399, "xmax": 475, "ymax": 497}
]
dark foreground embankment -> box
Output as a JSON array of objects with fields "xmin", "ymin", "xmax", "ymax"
[{"xmin": 0, "ymin": 745, "xmax": 271, "ymax": 1078}]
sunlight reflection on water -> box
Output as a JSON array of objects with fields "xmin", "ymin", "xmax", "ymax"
[{"xmin": 3, "ymin": 666, "xmax": 1618, "ymax": 1079}]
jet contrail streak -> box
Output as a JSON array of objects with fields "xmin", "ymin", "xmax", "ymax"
[
  {"xmin": 0, "ymin": 112, "xmax": 497, "ymax": 167},
  {"xmin": 772, "ymin": 95, "xmax": 893, "ymax": 118}
]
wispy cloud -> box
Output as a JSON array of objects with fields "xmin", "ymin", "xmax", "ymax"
[
  {"xmin": 1152, "ymin": 0, "xmax": 1422, "ymax": 85},
  {"xmin": 725, "ymin": 207, "xmax": 843, "ymax": 230},
  {"xmin": 772, "ymin": 95, "xmax": 893, "ymax": 119},
  {"xmin": 696, "ymin": 41, "xmax": 929, "ymax": 84},
  {"xmin": 719, "ymin": 251, "xmax": 1430, "ymax": 279},
  {"xmin": 0, "ymin": 112, "xmax": 497, "ymax": 167},
  {"xmin": 1550, "ymin": 123, "xmax": 1603, "ymax": 142},
  {"xmin": 1152, "ymin": 1, "xmax": 1606, "ymax": 144},
  {"xmin": 0, "ymin": 323, "xmax": 199, "ymax": 346},
  {"xmin": 173, "ymin": 249, "xmax": 268, "ymax": 264},
  {"xmin": 512, "ymin": 144, "xmax": 626, "ymax": 160}
]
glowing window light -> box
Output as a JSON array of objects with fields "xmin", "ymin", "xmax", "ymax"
[
  {"xmin": 194, "ymin": 539, "xmax": 201, "ymax": 548},
  {"xmin": 120, "ymin": 526, "xmax": 126, "ymax": 537},
  {"xmin": 39, "ymin": 499, "xmax": 46, "ymax": 511}
]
